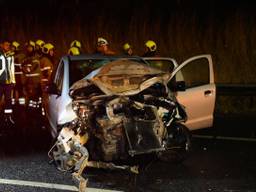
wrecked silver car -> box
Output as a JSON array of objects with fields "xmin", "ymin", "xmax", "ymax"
[{"xmin": 47, "ymin": 58, "xmax": 191, "ymax": 191}]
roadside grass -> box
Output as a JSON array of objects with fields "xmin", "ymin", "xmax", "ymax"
[{"xmin": 216, "ymin": 96, "xmax": 256, "ymax": 115}]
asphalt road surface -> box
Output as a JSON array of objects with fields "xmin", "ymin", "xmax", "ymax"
[{"xmin": 0, "ymin": 109, "xmax": 256, "ymax": 192}]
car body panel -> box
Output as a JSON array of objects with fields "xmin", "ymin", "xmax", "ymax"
[
  {"xmin": 144, "ymin": 54, "xmax": 216, "ymax": 130},
  {"xmin": 175, "ymin": 84, "xmax": 216, "ymax": 130},
  {"xmin": 172, "ymin": 54, "xmax": 215, "ymax": 130},
  {"xmin": 45, "ymin": 57, "xmax": 76, "ymax": 137}
]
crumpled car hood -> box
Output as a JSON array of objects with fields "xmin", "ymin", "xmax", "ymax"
[{"xmin": 70, "ymin": 59, "xmax": 171, "ymax": 96}]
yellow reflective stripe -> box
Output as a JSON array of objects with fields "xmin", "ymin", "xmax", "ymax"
[
  {"xmin": 15, "ymin": 72, "xmax": 23, "ymax": 75},
  {"xmin": 41, "ymin": 66, "xmax": 51, "ymax": 71},
  {"xmin": 25, "ymin": 73, "xmax": 40, "ymax": 77}
]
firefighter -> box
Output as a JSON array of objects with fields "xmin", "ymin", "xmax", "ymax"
[
  {"xmin": 11, "ymin": 41, "xmax": 26, "ymax": 106},
  {"xmin": 95, "ymin": 37, "xmax": 116, "ymax": 55},
  {"xmin": 0, "ymin": 40, "xmax": 16, "ymax": 124},
  {"xmin": 68, "ymin": 47, "xmax": 80, "ymax": 56},
  {"xmin": 39, "ymin": 43, "xmax": 54, "ymax": 117},
  {"xmin": 34, "ymin": 39, "xmax": 45, "ymax": 108},
  {"xmin": 40, "ymin": 43, "xmax": 54, "ymax": 89},
  {"xmin": 22, "ymin": 40, "xmax": 41, "ymax": 110},
  {"xmin": 35, "ymin": 39, "xmax": 45, "ymax": 58},
  {"xmin": 143, "ymin": 40, "xmax": 157, "ymax": 57},
  {"xmin": 123, "ymin": 43, "xmax": 133, "ymax": 56}
]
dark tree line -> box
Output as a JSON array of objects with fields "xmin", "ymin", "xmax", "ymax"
[{"xmin": 1, "ymin": 0, "xmax": 256, "ymax": 83}]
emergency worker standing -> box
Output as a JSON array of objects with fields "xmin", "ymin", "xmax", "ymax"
[
  {"xmin": 40, "ymin": 43, "xmax": 54, "ymax": 89},
  {"xmin": 143, "ymin": 40, "xmax": 158, "ymax": 57},
  {"xmin": 34, "ymin": 39, "xmax": 45, "ymax": 108},
  {"xmin": 0, "ymin": 40, "xmax": 16, "ymax": 124},
  {"xmin": 22, "ymin": 41, "xmax": 41, "ymax": 109},
  {"xmin": 11, "ymin": 41, "xmax": 26, "ymax": 105},
  {"xmin": 35, "ymin": 39, "xmax": 45, "ymax": 58},
  {"xmin": 95, "ymin": 37, "xmax": 116, "ymax": 56},
  {"xmin": 123, "ymin": 43, "xmax": 133, "ymax": 56}
]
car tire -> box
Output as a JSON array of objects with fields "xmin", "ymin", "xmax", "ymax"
[{"xmin": 158, "ymin": 123, "xmax": 191, "ymax": 163}]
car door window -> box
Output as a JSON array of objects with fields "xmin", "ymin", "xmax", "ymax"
[
  {"xmin": 54, "ymin": 61, "xmax": 64, "ymax": 94},
  {"xmin": 175, "ymin": 58, "xmax": 209, "ymax": 88}
]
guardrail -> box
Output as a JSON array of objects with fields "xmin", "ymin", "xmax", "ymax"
[{"xmin": 216, "ymin": 84, "xmax": 256, "ymax": 96}]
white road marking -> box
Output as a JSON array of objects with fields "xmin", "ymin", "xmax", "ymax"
[
  {"xmin": 0, "ymin": 178, "xmax": 122, "ymax": 192},
  {"xmin": 193, "ymin": 134, "xmax": 256, "ymax": 142}
]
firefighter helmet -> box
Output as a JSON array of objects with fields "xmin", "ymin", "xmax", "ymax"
[
  {"xmin": 12, "ymin": 41, "xmax": 20, "ymax": 51},
  {"xmin": 123, "ymin": 43, "xmax": 131, "ymax": 51},
  {"xmin": 42, "ymin": 43, "xmax": 54, "ymax": 54},
  {"xmin": 70, "ymin": 40, "xmax": 81, "ymax": 49},
  {"xmin": 25, "ymin": 40, "xmax": 36, "ymax": 49},
  {"xmin": 145, "ymin": 40, "xmax": 157, "ymax": 52},
  {"xmin": 68, "ymin": 47, "xmax": 80, "ymax": 55},
  {"xmin": 36, "ymin": 39, "xmax": 45, "ymax": 48},
  {"xmin": 97, "ymin": 37, "xmax": 108, "ymax": 46}
]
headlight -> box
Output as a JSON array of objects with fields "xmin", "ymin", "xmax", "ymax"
[{"xmin": 72, "ymin": 102, "xmax": 79, "ymax": 112}]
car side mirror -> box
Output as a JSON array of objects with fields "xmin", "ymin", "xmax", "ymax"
[
  {"xmin": 175, "ymin": 81, "xmax": 186, "ymax": 91},
  {"xmin": 46, "ymin": 83, "xmax": 61, "ymax": 95},
  {"xmin": 168, "ymin": 80, "xmax": 186, "ymax": 92}
]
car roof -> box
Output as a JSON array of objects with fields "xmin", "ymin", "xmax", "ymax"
[{"xmin": 64, "ymin": 54, "xmax": 144, "ymax": 61}]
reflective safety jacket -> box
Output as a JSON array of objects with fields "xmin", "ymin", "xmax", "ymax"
[
  {"xmin": 22, "ymin": 55, "xmax": 41, "ymax": 83},
  {"xmin": 0, "ymin": 52, "xmax": 15, "ymax": 84},
  {"xmin": 40, "ymin": 56, "xmax": 53, "ymax": 82},
  {"xmin": 14, "ymin": 52, "xmax": 26, "ymax": 76}
]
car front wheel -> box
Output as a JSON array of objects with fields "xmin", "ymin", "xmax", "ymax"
[{"xmin": 158, "ymin": 123, "xmax": 191, "ymax": 163}]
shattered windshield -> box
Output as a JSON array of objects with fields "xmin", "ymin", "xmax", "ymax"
[
  {"xmin": 69, "ymin": 59, "xmax": 110, "ymax": 86},
  {"xmin": 69, "ymin": 58, "xmax": 146, "ymax": 87}
]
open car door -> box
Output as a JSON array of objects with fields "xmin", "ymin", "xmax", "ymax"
[{"xmin": 170, "ymin": 54, "xmax": 216, "ymax": 130}]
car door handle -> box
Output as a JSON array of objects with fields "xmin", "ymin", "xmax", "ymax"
[{"xmin": 204, "ymin": 90, "xmax": 212, "ymax": 96}]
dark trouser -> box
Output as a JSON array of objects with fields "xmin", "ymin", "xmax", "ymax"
[
  {"xmin": 0, "ymin": 83, "xmax": 14, "ymax": 113},
  {"xmin": 14, "ymin": 74, "xmax": 25, "ymax": 98},
  {"xmin": 14, "ymin": 74, "xmax": 26, "ymax": 105},
  {"xmin": 24, "ymin": 77, "xmax": 42, "ymax": 107}
]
